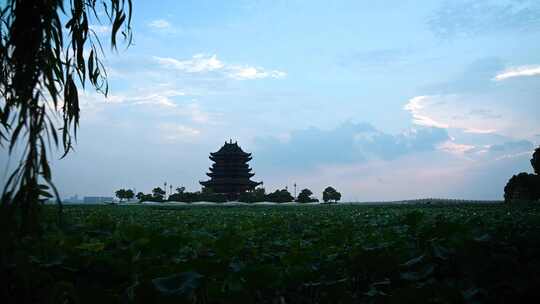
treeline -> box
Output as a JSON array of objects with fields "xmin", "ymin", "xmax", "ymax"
[{"xmin": 119, "ymin": 186, "xmax": 341, "ymax": 203}]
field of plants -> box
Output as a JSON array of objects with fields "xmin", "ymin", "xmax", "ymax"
[{"xmin": 4, "ymin": 203, "xmax": 540, "ymax": 303}]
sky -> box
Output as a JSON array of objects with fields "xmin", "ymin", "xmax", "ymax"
[{"xmin": 1, "ymin": 0, "xmax": 540, "ymax": 201}]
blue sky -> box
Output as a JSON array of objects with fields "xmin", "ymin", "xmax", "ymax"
[{"xmin": 2, "ymin": 0, "xmax": 540, "ymax": 201}]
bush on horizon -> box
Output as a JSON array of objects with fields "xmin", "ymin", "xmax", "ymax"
[{"xmin": 504, "ymin": 146, "xmax": 540, "ymax": 203}]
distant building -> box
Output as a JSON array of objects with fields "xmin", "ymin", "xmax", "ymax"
[
  {"xmin": 65, "ymin": 194, "xmax": 82, "ymax": 204},
  {"xmin": 200, "ymin": 140, "xmax": 262, "ymax": 200},
  {"xmin": 83, "ymin": 196, "xmax": 114, "ymax": 204}
]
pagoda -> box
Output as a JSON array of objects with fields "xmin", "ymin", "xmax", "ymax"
[{"xmin": 200, "ymin": 140, "xmax": 262, "ymax": 200}]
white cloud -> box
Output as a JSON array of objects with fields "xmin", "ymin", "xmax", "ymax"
[
  {"xmin": 78, "ymin": 85, "xmax": 220, "ymax": 128},
  {"xmin": 158, "ymin": 123, "xmax": 201, "ymax": 143},
  {"xmin": 153, "ymin": 54, "xmax": 286, "ymax": 80},
  {"xmin": 154, "ymin": 54, "xmax": 224, "ymax": 73},
  {"xmin": 495, "ymin": 151, "xmax": 531, "ymax": 161},
  {"xmin": 437, "ymin": 140, "xmax": 475, "ymax": 155},
  {"xmin": 403, "ymin": 95, "xmax": 507, "ymax": 134},
  {"xmin": 402, "ymin": 94, "xmax": 540, "ymax": 161},
  {"xmin": 104, "ymin": 94, "xmax": 126, "ymax": 104},
  {"xmin": 131, "ymin": 90, "xmax": 185, "ymax": 107},
  {"xmin": 403, "ymin": 96, "xmax": 449, "ymax": 129},
  {"xmin": 228, "ymin": 66, "xmax": 287, "ymax": 80},
  {"xmin": 148, "ymin": 19, "xmax": 172, "ymax": 29},
  {"xmin": 494, "ymin": 65, "xmax": 540, "ymax": 81},
  {"xmin": 463, "ymin": 128, "xmax": 497, "ymax": 134}
]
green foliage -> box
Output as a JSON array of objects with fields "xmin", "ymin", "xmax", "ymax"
[
  {"xmin": 151, "ymin": 272, "xmax": 205, "ymax": 299},
  {"xmin": 532, "ymin": 146, "xmax": 540, "ymax": 174},
  {"xmin": 238, "ymin": 187, "xmax": 266, "ymax": 203},
  {"xmin": 504, "ymin": 147, "xmax": 540, "ymax": 204},
  {"xmin": 136, "ymin": 192, "xmax": 152, "ymax": 202},
  {"xmin": 0, "ymin": 0, "xmax": 133, "ymax": 235},
  {"xmin": 296, "ymin": 188, "xmax": 318, "ymax": 203},
  {"xmin": 323, "ymin": 186, "xmax": 341, "ymax": 203},
  {"xmin": 152, "ymin": 187, "xmax": 166, "ymax": 201},
  {"xmin": 265, "ymin": 188, "xmax": 294, "ymax": 203},
  {"xmin": 504, "ymin": 173, "xmax": 540, "ymax": 203},
  {"xmin": 168, "ymin": 191, "xmax": 199, "ymax": 203},
  {"xmin": 115, "ymin": 188, "xmax": 134, "ymax": 201},
  {"xmin": 176, "ymin": 186, "xmax": 186, "ymax": 194},
  {"xmin": 3, "ymin": 203, "xmax": 540, "ymax": 302},
  {"xmin": 167, "ymin": 187, "xmax": 227, "ymax": 203},
  {"xmin": 125, "ymin": 189, "xmax": 135, "ymax": 200}
]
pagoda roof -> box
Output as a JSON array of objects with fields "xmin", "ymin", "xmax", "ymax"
[
  {"xmin": 210, "ymin": 141, "xmax": 251, "ymax": 157},
  {"xmin": 207, "ymin": 172, "xmax": 255, "ymax": 178},
  {"xmin": 202, "ymin": 140, "xmax": 262, "ymax": 197},
  {"xmin": 200, "ymin": 179, "xmax": 261, "ymax": 187}
]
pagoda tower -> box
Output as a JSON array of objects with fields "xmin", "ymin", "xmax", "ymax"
[{"xmin": 200, "ymin": 140, "xmax": 262, "ymax": 200}]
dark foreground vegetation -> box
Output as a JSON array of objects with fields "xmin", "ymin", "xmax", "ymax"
[{"xmin": 3, "ymin": 203, "xmax": 540, "ymax": 303}]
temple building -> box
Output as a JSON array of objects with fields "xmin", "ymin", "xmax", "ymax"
[{"xmin": 200, "ymin": 140, "xmax": 262, "ymax": 200}]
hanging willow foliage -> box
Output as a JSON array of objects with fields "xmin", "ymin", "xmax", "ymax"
[{"xmin": 0, "ymin": 0, "xmax": 133, "ymax": 235}]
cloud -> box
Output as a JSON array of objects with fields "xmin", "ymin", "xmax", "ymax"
[
  {"xmin": 286, "ymin": 144, "xmax": 533, "ymax": 201},
  {"xmin": 403, "ymin": 95, "xmax": 503, "ymax": 135},
  {"xmin": 158, "ymin": 123, "xmax": 201, "ymax": 142},
  {"xmin": 254, "ymin": 125, "xmax": 535, "ymax": 200},
  {"xmin": 489, "ymin": 140, "xmax": 534, "ymax": 153},
  {"xmin": 148, "ymin": 19, "xmax": 172, "ymax": 29},
  {"xmin": 487, "ymin": 140, "xmax": 536, "ymax": 161},
  {"xmin": 228, "ymin": 66, "xmax": 287, "ymax": 80},
  {"xmin": 493, "ymin": 65, "xmax": 540, "ymax": 81},
  {"xmin": 86, "ymin": 89, "xmax": 185, "ymax": 108},
  {"xmin": 429, "ymin": 0, "xmax": 540, "ymax": 38},
  {"xmin": 468, "ymin": 109, "xmax": 502, "ymax": 120},
  {"xmin": 131, "ymin": 89, "xmax": 186, "ymax": 107},
  {"xmin": 77, "ymin": 87, "xmax": 218, "ymax": 126},
  {"xmin": 462, "ymin": 128, "xmax": 497, "ymax": 134},
  {"xmin": 153, "ymin": 54, "xmax": 286, "ymax": 80},
  {"xmin": 253, "ymin": 122, "xmax": 449, "ymax": 169},
  {"xmin": 415, "ymin": 58, "xmax": 540, "ymax": 140},
  {"xmin": 154, "ymin": 55, "xmax": 224, "ymax": 73},
  {"xmin": 403, "ymin": 96, "xmax": 449, "ymax": 129},
  {"xmin": 437, "ymin": 141, "xmax": 475, "ymax": 155},
  {"xmin": 423, "ymin": 57, "xmax": 504, "ymax": 94}
]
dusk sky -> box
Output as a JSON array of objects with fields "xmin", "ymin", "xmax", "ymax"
[{"xmin": 2, "ymin": 0, "xmax": 540, "ymax": 201}]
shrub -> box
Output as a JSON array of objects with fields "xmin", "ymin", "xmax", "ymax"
[
  {"xmin": 265, "ymin": 189, "xmax": 294, "ymax": 203},
  {"xmin": 504, "ymin": 173, "xmax": 540, "ymax": 203},
  {"xmin": 296, "ymin": 188, "xmax": 318, "ymax": 203},
  {"xmin": 504, "ymin": 146, "xmax": 540, "ymax": 204},
  {"xmin": 323, "ymin": 186, "xmax": 342, "ymax": 203}
]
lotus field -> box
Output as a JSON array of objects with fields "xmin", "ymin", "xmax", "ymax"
[{"xmin": 7, "ymin": 203, "xmax": 540, "ymax": 303}]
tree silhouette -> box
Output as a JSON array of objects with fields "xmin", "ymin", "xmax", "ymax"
[
  {"xmin": 125, "ymin": 189, "xmax": 134, "ymax": 201},
  {"xmin": 504, "ymin": 146, "xmax": 540, "ymax": 203},
  {"xmin": 115, "ymin": 189, "xmax": 126, "ymax": 201},
  {"xmin": 266, "ymin": 189, "xmax": 294, "ymax": 203},
  {"xmin": 323, "ymin": 186, "xmax": 342, "ymax": 203},
  {"xmin": 176, "ymin": 186, "xmax": 186, "ymax": 194},
  {"xmin": 136, "ymin": 192, "xmax": 145, "ymax": 201},
  {"xmin": 0, "ymin": 0, "xmax": 133, "ymax": 235},
  {"xmin": 152, "ymin": 187, "xmax": 166, "ymax": 201},
  {"xmin": 239, "ymin": 187, "xmax": 266, "ymax": 203},
  {"xmin": 296, "ymin": 188, "xmax": 317, "ymax": 203},
  {"xmin": 532, "ymin": 146, "xmax": 540, "ymax": 175}
]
